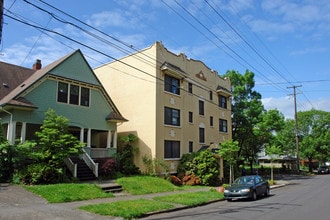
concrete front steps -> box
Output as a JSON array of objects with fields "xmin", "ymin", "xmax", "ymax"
[{"xmin": 97, "ymin": 182, "xmax": 124, "ymax": 193}]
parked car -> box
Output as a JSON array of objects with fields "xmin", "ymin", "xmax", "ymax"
[
  {"xmin": 224, "ymin": 175, "xmax": 270, "ymax": 201},
  {"xmin": 317, "ymin": 166, "xmax": 330, "ymax": 174}
]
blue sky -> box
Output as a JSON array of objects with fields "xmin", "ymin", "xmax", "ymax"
[{"xmin": 2, "ymin": 0, "xmax": 330, "ymax": 118}]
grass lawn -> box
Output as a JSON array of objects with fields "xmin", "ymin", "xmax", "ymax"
[
  {"xmin": 153, "ymin": 191, "xmax": 224, "ymax": 206},
  {"xmin": 116, "ymin": 175, "xmax": 185, "ymax": 194},
  {"xmin": 79, "ymin": 189, "xmax": 223, "ymax": 219},
  {"xmin": 80, "ymin": 199, "xmax": 174, "ymax": 219},
  {"xmin": 24, "ymin": 176, "xmax": 224, "ymax": 219},
  {"xmin": 24, "ymin": 183, "xmax": 114, "ymax": 203}
]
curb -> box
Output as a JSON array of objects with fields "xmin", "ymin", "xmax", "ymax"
[{"xmin": 142, "ymin": 183, "xmax": 287, "ymax": 218}]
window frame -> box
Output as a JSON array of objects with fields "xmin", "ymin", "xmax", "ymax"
[
  {"xmin": 57, "ymin": 82, "xmax": 68, "ymax": 103},
  {"xmin": 189, "ymin": 141, "xmax": 193, "ymax": 153},
  {"xmin": 199, "ymin": 127, "xmax": 205, "ymax": 143},
  {"xmin": 164, "ymin": 107, "xmax": 180, "ymax": 126},
  {"xmin": 189, "ymin": 111, "xmax": 193, "ymax": 123},
  {"xmin": 57, "ymin": 81, "xmax": 90, "ymax": 107},
  {"xmin": 209, "ymin": 91, "xmax": 213, "ymax": 100},
  {"xmin": 164, "ymin": 140, "xmax": 180, "ymax": 159},
  {"xmin": 188, "ymin": 82, "xmax": 193, "ymax": 93},
  {"xmin": 164, "ymin": 74, "xmax": 180, "ymax": 95},
  {"xmin": 199, "ymin": 100, "xmax": 204, "ymax": 116},
  {"xmin": 219, "ymin": 119, "xmax": 228, "ymax": 132},
  {"xmin": 218, "ymin": 95, "xmax": 227, "ymax": 109}
]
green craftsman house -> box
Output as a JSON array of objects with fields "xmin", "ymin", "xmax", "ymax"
[{"xmin": 0, "ymin": 50, "xmax": 127, "ymax": 180}]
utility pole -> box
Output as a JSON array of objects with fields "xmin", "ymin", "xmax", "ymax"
[{"xmin": 288, "ymin": 85, "xmax": 301, "ymax": 173}]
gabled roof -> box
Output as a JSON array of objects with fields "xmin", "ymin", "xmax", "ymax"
[
  {"xmin": 0, "ymin": 51, "xmax": 74, "ymax": 107},
  {"xmin": 0, "ymin": 50, "xmax": 127, "ymax": 122},
  {"xmin": 0, "ymin": 61, "xmax": 35, "ymax": 100}
]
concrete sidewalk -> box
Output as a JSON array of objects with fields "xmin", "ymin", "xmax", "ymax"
[{"xmin": 0, "ymin": 180, "xmax": 288, "ymax": 220}]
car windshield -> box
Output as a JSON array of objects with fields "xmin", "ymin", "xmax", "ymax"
[{"xmin": 233, "ymin": 176, "xmax": 255, "ymax": 185}]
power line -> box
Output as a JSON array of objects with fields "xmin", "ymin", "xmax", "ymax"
[{"xmin": 4, "ymin": 11, "xmax": 233, "ymax": 115}]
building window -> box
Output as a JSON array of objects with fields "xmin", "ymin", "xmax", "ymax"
[
  {"xmin": 81, "ymin": 87, "xmax": 90, "ymax": 107},
  {"xmin": 199, "ymin": 127, "xmax": 205, "ymax": 143},
  {"xmin": 209, "ymin": 91, "xmax": 213, "ymax": 100},
  {"xmin": 165, "ymin": 107, "xmax": 180, "ymax": 126},
  {"xmin": 210, "ymin": 116, "xmax": 213, "ymax": 127},
  {"xmin": 219, "ymin": 95, "xmax": 227, "ymax": 109},
  {"xmin": 165, "ymin": 74, "xmax": 180, "ymax": 95},
  {"xmin": 69, "ymin": 84, "xmax": 79, "ymax": 105},
  {"xmin": 189, "ymin": 111, "xmax": 193, "ymax": 123},
  {"xmin": 188, "ymin": 82, "xmax": 193, "ymax": 93},
  {"xmin": 219, "ymin": 119, "xmax": 228, "ymax": 132},
  {"xmin": 189, "ymin": 141, "xmax": 193, "ymax": 153},
  {"xmin": 58, "ymin": 82, "xmax": 68, "ymax": 103},
  {"xmin": 164, "ymin": 140, "xmax": 180, "ymax": 159},
  {"xmin": 199, "ymin": 100, "xmax": 204, "ymax": 116},
  {"xmin": 57, "ymin": 82, "xmax": 90, "ymax": 107}
]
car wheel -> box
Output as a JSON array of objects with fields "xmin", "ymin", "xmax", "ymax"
[
  {"xmin": 264, "ymin": 188, "xmax": 270, "ymax": 197},
  {"xmin": 227, "ymin": 199, "xmax": 232, "ymax": 202},
  {"xmin": 251, "ymin": 191, "xmax": 257, "ymax": 201}
]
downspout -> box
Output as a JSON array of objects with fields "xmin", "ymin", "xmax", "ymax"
[{"xmin": 0, "ymin": 107, "xmax": 13, "ymax": 144}]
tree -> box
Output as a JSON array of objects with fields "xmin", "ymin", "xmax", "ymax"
[
  {"xmin": 298, "ymin": 109, "xmax": 330, "ymax": 172},
  {"xmin": 218, "ymin": 140, "xmax": 240, "ymax": 184},
  {"xmin": 266, "ymin": 145, "xmax": 282, "ymax": 182},
  {"xmin": 224, "ymin": 70, "xmax": 264, "ymax": 172},
  {"xmin": 20, "ymin": 109, "xmax": 84, "ymax": 184},
  {"xmin": 34, "ymin": 109, "xmax": 83, "ymax": 166}
]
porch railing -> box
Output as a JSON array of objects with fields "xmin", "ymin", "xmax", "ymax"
[
  {"xmin": 81, "ymin": 148, "xmax": 99, "ymax": 178},
  {"xmin": 64, "ymin": 157, "xmax": 77, "ymax": 178},
  {"xmin": 84, "ymin": 147, "xmax": 117, "ymax": 158}
]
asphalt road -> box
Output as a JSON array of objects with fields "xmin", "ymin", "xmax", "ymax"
[{"xmin": 140, "ymin": 174, "xmax": 330, "ymax": 220}]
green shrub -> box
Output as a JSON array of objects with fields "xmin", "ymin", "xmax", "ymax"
[
  {"xmin": 99, "ymin": 158, "xmax": 117, "ymax": 178},
  {"xmin": 20, "ymin": 163, "xmax": 65, "ymax": 184},
  {"xmin": 178, "ymin": 150, "xmax": 220, "ymax": 186}
]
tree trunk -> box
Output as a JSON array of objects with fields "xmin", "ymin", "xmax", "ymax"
[{"xmin": 308, "ymin": 157, "xmax": 313, "ymax": 173}]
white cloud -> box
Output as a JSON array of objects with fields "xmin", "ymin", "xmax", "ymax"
[
  {"xmin": 262, "ymin": 95, "xmax": 330, "ymax": 119},
  {"xmin": 262, "ymin": 96, "xmax": 294, "ymax": 119}
]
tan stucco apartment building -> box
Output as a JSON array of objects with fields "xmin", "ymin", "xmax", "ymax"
[{"xmin": 94, "ymin": 42, "xmax": 232, "ymax": 177}]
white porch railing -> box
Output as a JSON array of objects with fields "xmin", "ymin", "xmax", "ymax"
[
  {"xmin": 64, "ymin": 157, "xmax": 77, "ymax": 178},
  {"xmin": 81, "ymin": 148, "xmax": 99, "ymax": 178},
  {"xmin": 89, "ymin": 148, "xmax": 112, "ymax": 158}
]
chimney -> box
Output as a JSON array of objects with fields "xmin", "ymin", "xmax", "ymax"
[{"xmin": 33, "ymin": 59, "xmax": 42, "ymax": 70}]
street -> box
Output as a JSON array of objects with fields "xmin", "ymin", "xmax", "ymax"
[{"xmin": 140, "ymin": 174, "xmax": 330, "ymax": 220}]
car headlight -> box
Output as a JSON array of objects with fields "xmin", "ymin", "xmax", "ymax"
[
  {"xmin": 224, "ymin": 189, "xmax": 229, "ymax": 193},
  {"xmin": 240, "ymin": 188, "xmax": 250, "ymax": 193}
]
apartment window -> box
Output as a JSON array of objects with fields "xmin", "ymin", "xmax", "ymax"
[
  {"xmin": 165, "ymin": 74, "xmax": 180, "ymax": 95},
  {"xmin": 199, "ymin": 100, "xmax": 204, "ymax": 116},
  {"xmin": 199, "ymin": 127, "xmax": 205, "ymax": 143},
  {"xmin": 209, "ymin": 91, "xmax": 213, "ymax": 100},
  {"xmin": 57, "ymin": 82, "xmax": 90, "ymax": 107},
  {"xmin": 210, "ymin": 116, "xmax": 214, "ymax": 127},
  {"xmin": 189, "ymin": 141, "xmax": 193, "ymax": 153},
  {"xmin": 165, "ymin": 107, "xmax": 180, "ymax": 126},
  {"xmin": 219, "ymin": 119, "xmax": 228, "ymax": 132},
  {"xmin": 164, "ymin": 140, "xmax": 180, "ymax": 159},
  {"xmin": 219, "ymin": 95, "xmax": 227, "ymax": 109},
  {"xmin": 188, "ymin": 82, "xmax": 193, "ymax": 93},
  {"xmin": 189, "ymin": 111, "xmax": 193, "ymax": 123}
]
